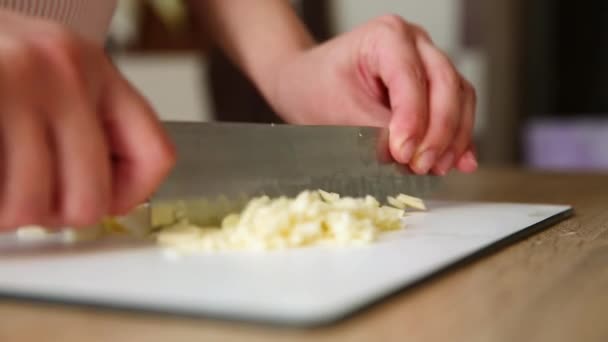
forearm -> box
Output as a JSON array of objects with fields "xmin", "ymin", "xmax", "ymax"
[{"xmin": 187, "ymin": 0, "xmax": 315, "ymax": 100}]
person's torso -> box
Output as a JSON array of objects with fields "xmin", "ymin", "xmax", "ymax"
[{"xmin": 0, "ymin": 0, "xmax": 117, "ymax": 44}]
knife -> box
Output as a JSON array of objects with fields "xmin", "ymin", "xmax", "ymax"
[{"xmin": 148, "ymin": 121, "xmax": 442, "ymax": 228}]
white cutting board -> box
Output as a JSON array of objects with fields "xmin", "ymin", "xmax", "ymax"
[{"xmin": 0, "ymin": 201, "xmax": 571, "ymax": 326}]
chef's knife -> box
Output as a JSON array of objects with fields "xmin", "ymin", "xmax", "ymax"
[{"xmin": 149, "ymin": 121, "xmax": 442, "ymax": 227}]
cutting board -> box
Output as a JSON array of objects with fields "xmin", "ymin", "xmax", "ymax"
[{"xmin": 0, "ymin": 201, "xmax": 571, "ymax": 327}]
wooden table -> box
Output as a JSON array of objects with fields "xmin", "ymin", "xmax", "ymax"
[{"xmin": 1, "ymin": 168, "xmax": 607, "ymax": 342}]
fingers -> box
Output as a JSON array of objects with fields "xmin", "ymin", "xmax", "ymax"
[
  {"xmin": 371, "ymin": 16, "xmax": 429, "ymax": 165},
  {"xmin": 457, "ymin": 146, "xmax": 478, "ymax": 173},
  {"xmin": 0, "ymin": 14, "xmax": 173, "ymax": 230},
  {"xmin": 375, "ymin": 126, "xmax": 393, "ymax": 164},
  {"xmin": 0, "ymin": 110, "xmax": 53, "ymax": 230},
  {"xmin": 100, "ymin": 65, "xmax": 176, "ymax": 215},
  {"xmin": 368, "ymin": 17, "xmax": 476, "ymax": 175},
  {"xmin": 445, "ymin": 80, "xmax": 478, "ymax": 174},
  {"xmin": 48, "ymin": 83, "xmax": 111, "ymax": 228},
  {"xmin": 409, "ymin": 34, "xmax": 463, "ymax": 175},
  {"xmin": 430, "ymin": 80, "xmax": 474, "ymax": 175},
  {"xmin": 0, "ymin": 47, "xmax": 54, "ymax": 230},
  {"xmin": 371, "ymin": 17, "xmax": 475, "ymax": 175}
]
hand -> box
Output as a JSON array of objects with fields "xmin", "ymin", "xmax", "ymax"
[
  {"xmin": 270, "ymin": 15, "xmax": 478, "ymax": 175},
  {"xmin": 0, "ymin": 11, "xmax": 175, "ymax": 231}
]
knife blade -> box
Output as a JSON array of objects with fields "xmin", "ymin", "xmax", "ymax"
[{"xmin": 149, "ymin": 121, "xmax": 442, "ymax": 228}]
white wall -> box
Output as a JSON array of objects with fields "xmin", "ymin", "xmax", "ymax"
[
  {"xmin": 330, "ymin": 0, "xmax": 461, "ymax": 51},
  {"xmin": 112, "ymin": 53, "xmax": 213, "ymax": 122}
]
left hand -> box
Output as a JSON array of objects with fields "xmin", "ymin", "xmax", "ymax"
[{"xmin": 269, "ymin": 15, "xmax": 477, "ymax": 175}]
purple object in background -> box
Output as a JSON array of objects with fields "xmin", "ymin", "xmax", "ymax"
[{"xmin": 523, "ymin": 117, "xmax": 608, "ymax": 170}]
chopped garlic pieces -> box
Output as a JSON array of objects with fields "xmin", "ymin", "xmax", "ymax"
[
  {"xmin": 387, "ymin": 194, "xmax": 427, "ymax": 211},
  {"xmin": 319, "ymin": 190, "xmax": 340, "ymax": 202},
  {"xmin": 15, "ymin": 226, "xmax": 48, "ymax": 241},
  {"xmin": 156, "ymin": 190, "xmax": 425, "ymax": 253},
  {"xmin": 14, "ymin": 205, "xmax": 152, "ymax": 244},
  {"xmin": 11, "ymin": 190, "xmax": 426, "ymax": 254}
]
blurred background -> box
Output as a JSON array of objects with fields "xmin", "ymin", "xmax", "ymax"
[{"xmin": 105, "ymin": 0, "xmax": 608, "ymax": 172}]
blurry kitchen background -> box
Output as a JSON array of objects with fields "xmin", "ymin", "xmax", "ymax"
[{"xmin": 105, "ymin": 0, "xmax": 608, "ymax": 171}]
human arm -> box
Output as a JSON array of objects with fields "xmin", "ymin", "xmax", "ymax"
[{"xmin": 187, "ymin": 0, "xmax": 477, "ymax": 175}]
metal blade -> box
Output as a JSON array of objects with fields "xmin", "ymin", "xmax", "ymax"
[{"xmin": 149, "ymin": 121, "xmax": 441, "ymax": 227}]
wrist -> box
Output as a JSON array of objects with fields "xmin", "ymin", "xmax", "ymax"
[{"xmin": 248, "ymin": 34, "xmax": 316, "ymax": 111}]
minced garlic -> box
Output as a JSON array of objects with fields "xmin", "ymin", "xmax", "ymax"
[
  {"xmin": 13, "ymin": 190, "xmax": 425, "ymax": 254},
  {"xmin": 156, "ymin": 190, "xmax": 425, "ymax": 253}
]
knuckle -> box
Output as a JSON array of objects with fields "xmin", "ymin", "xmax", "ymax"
[
  {"xmin": 35, "ymin": 25, "xmax": 78, "ymax": 53},
  {"xmin": 435, "ymin": 66, "xmax": 460, "ymax": 89},
  {"xmin": 374, "ymin": 14, "xmax": 412, "ymax": 36},
  {"xmin": 414, "ymin": 25, "xmax": 432, "ymax": 41},
  {"xmin": 0, "ymin": 40, "xmax": 38, "ymax": 79},
  {"xmin": 377, "ymin": 14, "xmax": 406, "ymax": 26},
  {"xmin": 406, "ymin": 21, "xmax": 432, "ymax": 41},
  {"xmin": 402, "ymin": 62, "xmax": 427, "ymax": 88},
  {"xmin": 26, "ymin": 27, "xmax": 88, "ymax": 85}
]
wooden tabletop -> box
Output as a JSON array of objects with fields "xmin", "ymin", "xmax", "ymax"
[{"xmin": 1, "ymin": 168, "xmax": 607, "ymax": 342}]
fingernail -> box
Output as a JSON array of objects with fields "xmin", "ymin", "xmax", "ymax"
[
  {"xmin": 462, "ymin": 150, "xmax": 478, "ymax": 170},
  {"xmin": 436, "ymin": 151, "xmax": 454, "ymax": 175},
  {"xmin": 399, "ymin": 138, "xmax": 416, "ymax": 163},
  {"xmin": 413, "ymin": 150, "xmax": 437, "ymax": 174}
]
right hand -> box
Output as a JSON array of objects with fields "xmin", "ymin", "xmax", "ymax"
[{"xmin": 0, "ymin": 11, "xmax": 176, "ymax": 231}]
